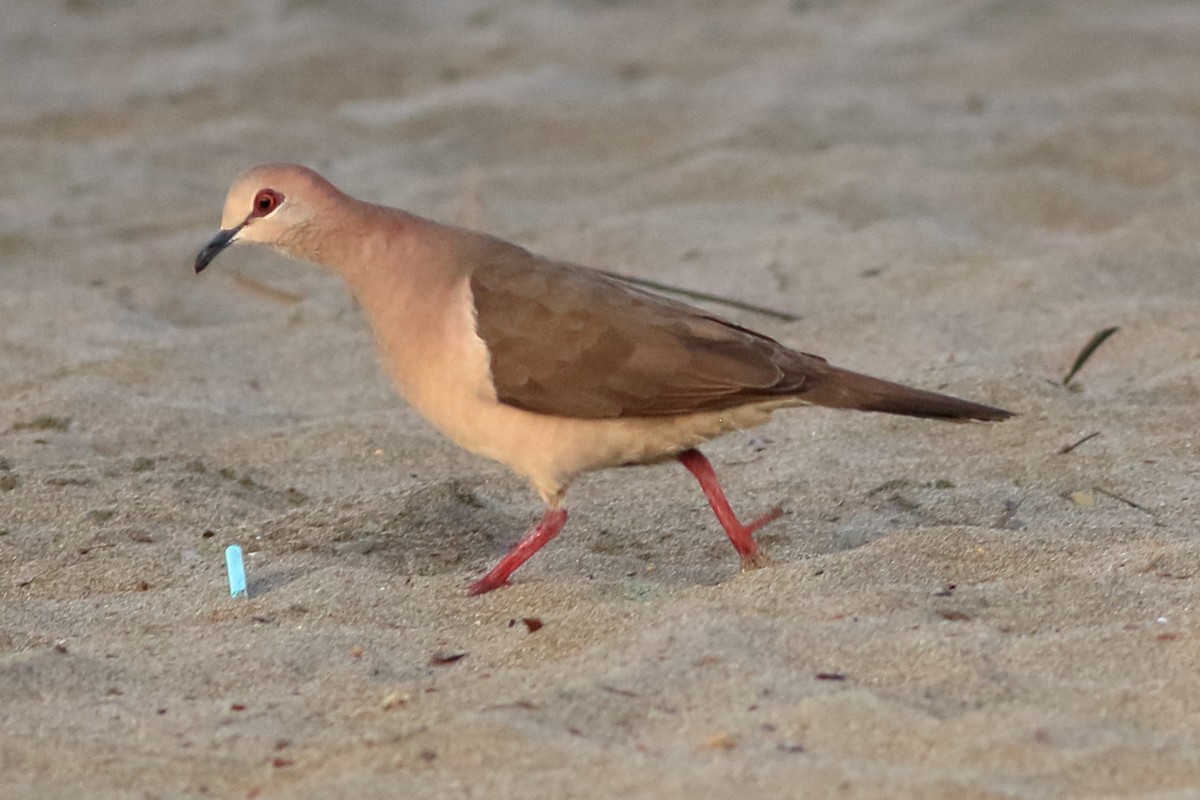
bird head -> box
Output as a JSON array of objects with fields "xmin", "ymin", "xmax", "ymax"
[{"xmin": 195, "ymin": 163, "xmax": 334, "ymax": 273}]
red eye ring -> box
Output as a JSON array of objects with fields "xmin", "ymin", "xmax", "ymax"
[{"xmin": 251, "ymin": 188, "xmax": 283, "ymax": 217}]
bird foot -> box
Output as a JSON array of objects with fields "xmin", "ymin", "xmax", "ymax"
[
  {"xmin": 466, "ymin": 574, "xmax": 508, "ymax": 596},
  {"xmin": 734, "ymin": 505, "xmax": 782, "ymax": 569},
  {"xmin": 465, "ymin": 507, "xmax": 570, "ymax": 596},
  {"xmin": 677, "ymin": 449, "xmax": 785, "ymax": 568}
]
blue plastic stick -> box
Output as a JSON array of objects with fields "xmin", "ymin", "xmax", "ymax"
[{"xmin": 225, "ymin": 544, "xmax": 247, "ymax": 598}]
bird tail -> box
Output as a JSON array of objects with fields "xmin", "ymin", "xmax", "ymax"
[{"xmin": 803, "ymin": 366, "xmax": 1013, "ymax": 422}]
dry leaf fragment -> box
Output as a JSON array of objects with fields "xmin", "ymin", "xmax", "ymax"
[
  {"xmin": 429, "ymin": 651, "xmax": 467, "ymax": 666},
  {"xmin": 703, "ymin": 733, "xmax": 738, "ymax": 750},
  {"xmin": 1068, "ymin": 491, "xmax": 1096, "ymax": 507}
]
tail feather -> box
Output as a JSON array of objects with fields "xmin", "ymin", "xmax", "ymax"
[{"xmin": 803, "ymin": 366, "xmax": 1013, "ymax": 422}]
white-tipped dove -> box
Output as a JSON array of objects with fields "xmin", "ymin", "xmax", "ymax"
[{"xmin": 196, "ymin": 164, "xmax": 1012, "ymax": 594}]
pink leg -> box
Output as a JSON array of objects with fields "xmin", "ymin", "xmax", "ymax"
[
  {"xmin": 677, "ymin": 448, "xmax": 781, "ymax": 569},
  {"xmin": 468, "ymin": 507, "xmax": 570, "ymax": 595}
]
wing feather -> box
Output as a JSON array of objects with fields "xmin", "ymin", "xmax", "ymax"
[{"xmin": 468, "ymin": 240, "xmax": 820, "ymax": 419}]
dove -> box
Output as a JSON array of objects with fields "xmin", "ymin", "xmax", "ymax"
[{"xmin": 196, "ymin": 164, "xmax": 1012, "ymax": 594}]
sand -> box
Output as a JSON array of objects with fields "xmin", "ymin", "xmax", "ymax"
[{"xmin": 3, "ymin": 1, "xmax": 1200, "ymax": 797}]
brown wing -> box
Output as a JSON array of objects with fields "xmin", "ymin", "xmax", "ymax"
[{"xmin": 468, "ymin": 239, "xmax": 825, "ymax": 419}]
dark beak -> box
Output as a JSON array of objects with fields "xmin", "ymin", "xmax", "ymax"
[{"xmin": 194, "ymin": 225, "xmax": 242, "ymax": 274}]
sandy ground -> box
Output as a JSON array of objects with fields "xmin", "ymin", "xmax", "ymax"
[{"xmin": 3, "ymin": 1, "xmax": 1200, "ymax": 797}]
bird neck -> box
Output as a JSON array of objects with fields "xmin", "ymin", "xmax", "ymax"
[{"xmin": 301, "ymin": 202, "xmax": 442, "ymax": 294}]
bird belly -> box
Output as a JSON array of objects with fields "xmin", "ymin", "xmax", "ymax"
[{"xmin": 409, "ymin": 382, "xmax": 793, "ymax": 504}]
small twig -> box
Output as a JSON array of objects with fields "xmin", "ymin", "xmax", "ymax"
[
  {"xmin": 1093, "ymin": 486, "xmax": 1154, "ymax": 516},
  {"xmin": 1057, "ymin": 431, "xmax": 1101, "ymax": 455},
  {"xmin": 479, "ymin": 700, "xmax": 538, "ymax": 712},
  {"xmin": 1063, "ymin": 327, "xmax": 1119, "ymax": 385},
  {"xmin": 597, "ymin": 269, "xmax": 801, "ymax": 322}
]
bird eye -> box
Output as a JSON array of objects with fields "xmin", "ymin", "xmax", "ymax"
[{"xmin": 251, "ymin": 189, "xmax": 282, "ymax": 217}]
